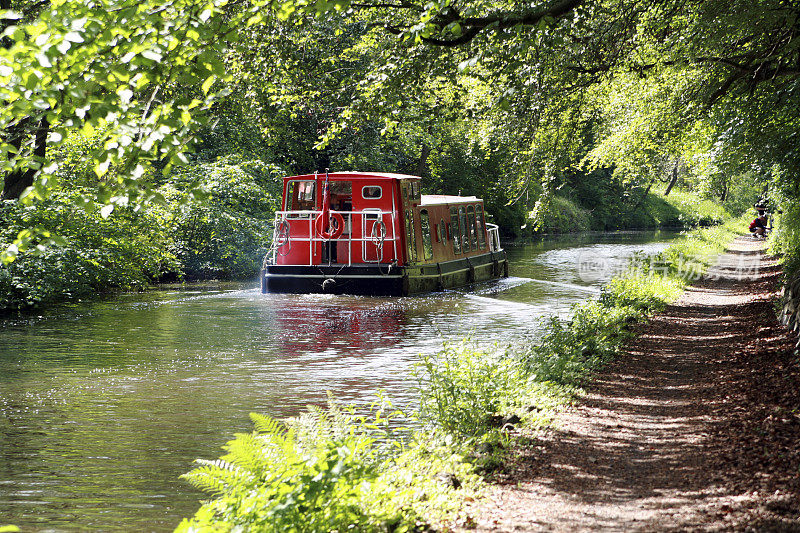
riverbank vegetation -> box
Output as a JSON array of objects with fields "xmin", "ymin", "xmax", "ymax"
[
  {"xmin": 176, "ymin": 218, "xmax": 743, "ymax": 531},
  {"xmin": 771, "ymin": 196, "xmax": 800, "ymax": 279},
  {"xmin": 533, "ymin": 186, "xmax": 728, "ymax": 236},
  {"xmin": 0, "ymin": 156, "xmax": 282, "ymax": 311}
]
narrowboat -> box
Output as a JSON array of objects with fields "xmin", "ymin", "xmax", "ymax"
[{"xmin": 260, "ymin": 171, "xmax": 508, "ymax": 295}]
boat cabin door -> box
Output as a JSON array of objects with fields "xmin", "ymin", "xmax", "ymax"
[
  {"xmin": 362, "ymin": 208, "xmax": 384, "ymax": 262},
  {"xmin": 320, "ymin": 180, "xmax": 352, "ymax": 264}
]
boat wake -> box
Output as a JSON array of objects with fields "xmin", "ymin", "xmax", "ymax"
[
  {"xmin": 456, "ymin": 292, "xmax": 542, "ymax": 313},
  {"xmin": 467, "ymin": 276, "xmax": 600, "ymax": 296},
  {"xmin": 520, "ymin": 277, "xmax": 601, "ymax": 294}
]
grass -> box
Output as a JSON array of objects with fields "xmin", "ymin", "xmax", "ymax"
[
  {"xmin": 647, "ymin": 186, "xmax": 729, "ymax": 228},
  {"xmin": 175, "ymin": 217, "xmax": 744, "ymax": 532},
  {"xmin": 526, "ymin": 187, "xmax": 729, "ymax": 235}
]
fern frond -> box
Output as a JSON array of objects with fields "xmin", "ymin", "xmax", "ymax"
[
  {"xmin": 249, "ymin": 412, "xmax": 284, "ymax": 436},
  {"xmin": 181, "ymin": 458, "xmax": 255, "ymax": 495},
  {"xmin": 224, "ymin": 432, "xmax": 295, "ymax": 482}
]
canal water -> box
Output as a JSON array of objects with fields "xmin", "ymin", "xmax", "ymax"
[{"xmin": 0, "ymin": 231, "xmax": 679, "ymax": 531}]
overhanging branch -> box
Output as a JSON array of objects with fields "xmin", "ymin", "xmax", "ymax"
[{"xmin": 378, "ymin": 0, "xmax": 584, "ymax": 47}]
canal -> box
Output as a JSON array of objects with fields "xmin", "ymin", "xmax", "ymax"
[{"xmin": 0, "ymin": 231, "xmax": 679, "ymax": 531}]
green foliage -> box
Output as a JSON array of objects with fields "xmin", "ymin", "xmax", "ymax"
[
  {"xmin": 414, "ymin": 340, "xmax": 525, "ymax": 437},
  {"xmin": 525, "ymin": 302, "xmax": 638, "ymax": 385},
  {"xmin": 0, "ymin": 153, "xmax": 283, "ymax": 311},
  {"xmin": 177, "ymin": 398, "xmax": 479, "ymax": 532},
  {"xmin": 600, "ymin": 273, "xmax": 684, "ymax": 313},
  {"xmin": 532, "ymin": 196, "xmax": 593, "ymax": 234},
  {"xmin": 656, "ymin": 188, "xmax": 729, "ymax": 227},
  {"xmin": 719, "ymin": 174, "xmax": 763, "ymax": 216},
  {"xmin": 523, "ymin": 186, "xmax": 728, "ymax": 235},
  {"xmin": 178, "ymin": 411, "xmax": 388, "ymax": 532},
  {"xmin": 0, "ymin": 190, "xmax": 177, "ymax": 310},
  {"xmin": 0, "ymin": 0, "xmax": 240, "ymax": 230},
  {"xmin": 163, "ymin": 156, "xmax": 282, "ymax": 280},
  {"xmin": 770, "ymin": 197, "xmax": 800, "ymax": 278}
]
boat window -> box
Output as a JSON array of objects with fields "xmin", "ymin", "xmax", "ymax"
[
  {"xmin": 327, "ymin": 181, "xmax": 352, "ymax": 225},
  {"xmin": 402, "ymin": 180, "xmax": 420, "ymax": 203},
  {"xmin": 476, "ymin": 205, "xmax": 487, "ymax": 249},
  {"xmin": 420, "ymin": 209, "xmax": 433, "ymax": 261},
  {"xmin": 467, "ymin": 205, "xmax": 477, "ymax": 250},
  {"xmin": 405, "ymin": 210, "xmax": 417, "ymax": 263},
  {"xmin": 328, "ymin": 181, "xmax": 352, "ymax": 198},
  {"xmin": 439, "ymin": 219, "xmax": 447, "ymax": 243},
  {"xmin": 450, "ymin": 207, "xmax": 462, "ymax": 254},
  {"xmin": 459, "ymin": 206, "xmax": 468, "ymax": 252},
  {"xmin": 362, "ymin": 186, "xmax": 382, "ymax": 199},
  {"xmin": 286, "ymin": 180, "xmax": 316, "ymax": 211}
]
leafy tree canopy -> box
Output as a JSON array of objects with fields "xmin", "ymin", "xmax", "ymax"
[{"xmin": 2, "ymin": 0, "xmax": 799, "ymax": 261}]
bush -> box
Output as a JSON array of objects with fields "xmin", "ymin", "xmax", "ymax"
[
  {"xmin": 414, "ymin": 341, "xmax": 525, "ymax": 437},
  {"xmin": 163, "ymin": 156, "xmax": 283, "ymax": 280},
  {"xmin": 178, "ymin": 411, "xmax": 395, "ymax": 532},
  {"xmin": 525, "ymin": 302, "xmax": 638, "ymax": 385},
  {"xmin": 0, "ymin": 192, "xmax": 178, "ymax": 311},
  {"xmin": 771, "ymin": 198, "xmax": 800, "ymax": 277},
  {"xmin": 0, "ymin": 156, "xmax": 285, "ymax": 311},
  {"xmin": 533, "ymin": 196, "xmax": 593, "ymax": 234}
]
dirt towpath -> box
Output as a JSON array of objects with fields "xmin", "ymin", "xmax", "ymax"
[{"xmin": 466, "ymin": 237, "xmax": 800, "ymax": 532}]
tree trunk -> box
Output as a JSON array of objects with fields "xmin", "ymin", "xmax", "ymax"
[
  {"xmin": 2, "ymin": 116, "xmax": 49, "ymax": 200},
  {"xmin": 416, "ymin": 142, "xmax": 430, "ymax": 178},
  {"xmin": 1, "ymin": 3, "xmax": 51, "ymax": 200},
  {"xmin": 632, "ymin": 176, "xmax": 655, "ymax": 212},
  {"xmin": 0, "ymin": 0, "xmax": 16, "ymax": 50},
  {"xmin": 664, "ymin": 160, "xmax": 680, "ymax": 196}
]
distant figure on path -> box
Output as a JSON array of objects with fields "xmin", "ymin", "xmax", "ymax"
[{"xmin": 749, "ymin": 213, "xmax": 768, "ymax": 238}]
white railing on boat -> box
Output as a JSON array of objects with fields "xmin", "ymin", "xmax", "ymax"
[
  {"xmin": 487, "ymin": 223, "xmax": 501, "ymax": 253},
  {"xmin": 265, "ymin": 209, "xmax": 400, "ymax": 267}
]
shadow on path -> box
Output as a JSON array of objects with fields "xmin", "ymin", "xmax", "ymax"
[{"xmin": 469, "ymin": 238, "xmax": 800, "ymax": 532}]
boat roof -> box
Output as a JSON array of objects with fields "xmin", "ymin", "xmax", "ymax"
[
  {"xmin": 281, "ymin": 173, "xmax": 483, "ymax": 204},
  {"xmin": 421, "ymin": 194, "xmax": 481, "ymax": 206},
  {"xmin": 284, "ymin": 172, "xmax": 421, "ymax": 181}
]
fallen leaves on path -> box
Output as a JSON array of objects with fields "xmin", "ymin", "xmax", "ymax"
[{"xmin": 462, "ymin": 238, "xmax": 800, "ymax": 532}]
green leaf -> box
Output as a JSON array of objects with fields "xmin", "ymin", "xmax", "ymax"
[{"xmin": 201, "ymin": 74, "xmax": 216, "ymax": 95}]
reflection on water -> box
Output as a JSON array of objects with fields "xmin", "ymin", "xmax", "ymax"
[{"xmin": 0, "ymin": 230, "xmax": 679, "ymax": 531}]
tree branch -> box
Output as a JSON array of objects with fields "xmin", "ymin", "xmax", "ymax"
[{"xmin": 382, "ymin": 0, "xmax": 585, "ymax": 47}]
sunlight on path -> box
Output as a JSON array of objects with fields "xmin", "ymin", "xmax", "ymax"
[{"xmin": 466, "ymin": 237, "xmax": 800, "ymax": 532}]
